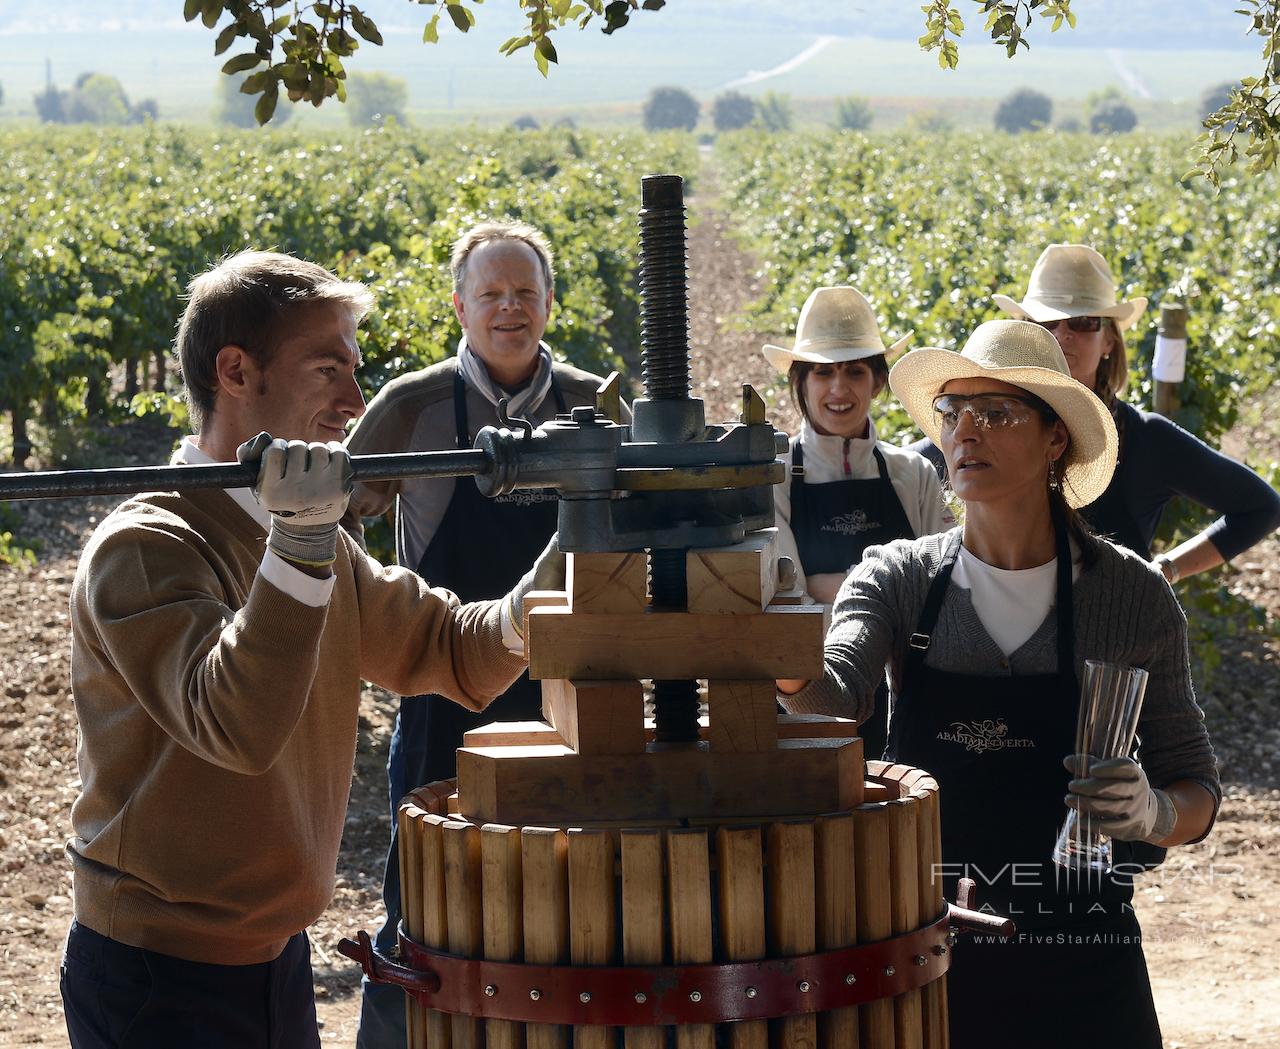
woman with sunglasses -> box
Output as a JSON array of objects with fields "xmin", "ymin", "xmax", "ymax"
[
  {"xmin": 917, "ymin": 243, "xmax": 1280, "ymax": 582},
  {"xmin": 764, "ymin": 286, "xmax": 953, "ymax": 757},
  {"xmin": 779, "ymin": 320, "xmax": 1219, "ymax": 1049}
]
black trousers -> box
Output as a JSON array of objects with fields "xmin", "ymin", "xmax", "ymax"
[{"xmin": 60, "ymin": 921, "xmax": 320, "ymax": 1049}]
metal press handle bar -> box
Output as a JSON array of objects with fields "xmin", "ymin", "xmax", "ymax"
[{"xmin": 0, "ymin": 449, "xmax": 491, "ymax": 502}]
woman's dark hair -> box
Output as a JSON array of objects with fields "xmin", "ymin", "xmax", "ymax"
[{"xmin": 787, "ymin": 355, "xmax": 889, "ymax": 422}]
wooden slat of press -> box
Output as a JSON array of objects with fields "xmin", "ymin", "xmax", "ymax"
[
  {"xmin": 569, "ymin": 830, "xmax": 618, "ymax": 1049},
  {"xmin": 767, "ymin": 820, "xmax": 818, "ymax": 1049},
  {"xmin": 716, "ymin": 825, "xmax": 769, "ymax": 1049},
  {"xmin": 443, "ymin": 820, "xmax": 484, "ymax": 1049},
  {"xmin": 482, "ymin": 824, "xmax": 526, "ymax": 1049},
  {"xmin": 621, "ymin": 830, "xmax": 666, "ymax": 1049},
  {"xmin": 888, "ymin": 800, "xmax": 924, "ymax": 1049},
  {"xmin": 667, "ymin": 828, "xmax": 715, "ymax": 1049},
  {"xmin": 815, "ymin": 813, "xmax": 860, "ymax": 1049},
  {"xmin": 853, "ymin": 805, "xmax": 894, "ymax": 1049},
  {"xmin": 921, "ymin": 789, "xmax": 948, "ymax": 1048},
  {"xmin": 420, "ymin": 814, "xmax": 453, "ymax": 1049},
  {"xmin": 522, "ymin": 827, "xmax": 570, "ymax": 1049},
  {"xmin": 399, "ymin": 804, "xmax": 425, "ymax": 1049}
]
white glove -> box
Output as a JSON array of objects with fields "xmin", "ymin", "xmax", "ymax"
[
  {"xmin": 506, "ymin": 533, "xmax": 566, "ymax": 637},
  {"xmin": 237, "ymin": 433, "xmax": 354, "ymax": 568},
  {"xmin": 1064, "ymin": 755, "xmax": 1177, "ymax": 844}
]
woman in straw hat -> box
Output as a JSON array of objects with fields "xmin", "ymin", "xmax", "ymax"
[
  {"xmin": 918, "ymin": 243, "xmax": 1280, "ymax": 582},
  {"xmin": 764, "ymin": 286, "xmax": 953, "ymax": 757},
  {"xmin": 780, "ymin": 319, "xmax": 1219, "ymax": 1049}
]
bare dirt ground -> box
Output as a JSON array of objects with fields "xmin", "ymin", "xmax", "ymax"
[{"xmin": 1, "ymin": 173, "xmax": 1278, "ymax": 1047}]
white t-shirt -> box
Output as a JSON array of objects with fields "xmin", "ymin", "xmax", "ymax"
[{"xmin": 951, "ymin": 544, "xmax": 1081, "ymax": 657}]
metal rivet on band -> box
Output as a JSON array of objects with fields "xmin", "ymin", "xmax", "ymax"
[
  {"xmin": 529, "ymin": 989, "xmax": 542, "ymax": 1001},
  {"xmin": 914, "ymin": 954, "xmax": 928, "ymax": 967},
  {"xmin": 634, "ymin": 992, "xmax": 647, "ymax": 1004},
  {"xmin": 884, "ymin": 966, "xmax": 896, "ymax": 977},
  {"xmin": 484, "ymin": 985, "xmax": 497, "ymax": 997},
  {"xmin": 933, "ymin": 945, "xmax": 948, "ymax": 957},
  {"xmin": 579, "ymin": 992, "xmax": 592, "ymax": 1004},
  {"xmin": 689, "ymin": 990, "xmax": 702, "ymax": 1003},
  {"xmin": 798, "ymin": 980, "xmax": 811, "ymax": 993},
  {"xmin": 845, "ymin": 973, "xmax": 856, "ymax": 985},
  {"xmin": 745, "ymin": 987, "xmax": 758, "ymax": 999}
]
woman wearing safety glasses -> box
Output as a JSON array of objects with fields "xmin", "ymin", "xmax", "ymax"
[
  {"xmin": 779, "ymin": 319, "xmax": 1219, "ymax": 1049},
  {"xmin": 917, "ymin": 243, "xmax": 1280, "ymax": 582},
  {"xmin": 763, "ymin": 286, "xmax": 953, "ymax": 758}
]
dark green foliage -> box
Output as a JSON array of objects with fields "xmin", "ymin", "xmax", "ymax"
[
  {"xmin": 643, "ymin": 86, "xmax": 699, "ymax": 131},
  {"xmin": 512, "ymin": 114, "xmax": 540, "ymax": 130},
  {"xmin": 712, "ymin": 91, "xmax": 756, "ymax": 133},
  {"xmin": 216, "ymin": 75, "xmax": 294, "ymax": 128},
  {"xmin": 1199, "ymin": 82, "xmax": 1236, "ymax": 121},
  {"xmin": 834, "ymin": 96, "xmax": 874, "ymax": 131},
  {"xmin": 994, "ymin": 87, "xmax": 1052, "ymax": 132}
]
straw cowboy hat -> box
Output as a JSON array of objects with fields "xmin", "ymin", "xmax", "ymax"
[
  {"xmin": 762, "ymin": 286, "xmax": 912, "ymax": 373},
  {"xmin": 889, "ymin": 319, "xmax": 1119, "ymax": 507},
  {"xmin": 992, "ymin": 244, "xmax": 1148, "ymax": 332}
]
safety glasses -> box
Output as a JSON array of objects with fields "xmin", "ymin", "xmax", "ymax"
[
  {"xmin": 1036, "ymin": 316, "xmax": 1105, "ymax": 334},
  {"xmin": 932, "ymin": 393, "xmax": 1052, "ymax": 433}
]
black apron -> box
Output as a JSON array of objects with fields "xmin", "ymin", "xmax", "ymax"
[
  {"xmin": 885, "ymin": 526, "xmax": 1161, "ymax": 1049},
  {"xmin": 410, "ymin": 369, "xmax": 566, "ymax": 782},
  {"xmin": 791, "ymin": 440, "xmax": 915, "ymax": 759}
]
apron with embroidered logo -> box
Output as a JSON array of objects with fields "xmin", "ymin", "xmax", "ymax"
[
  {"xmin": 407, "ymin": 368, "xmax": 566, "ymax": 783},
  {"xmin": 885, "ymin": 526, "xmax": 1161, "ymax": 1049},
  {"xmin": 791, "ymin": 440, "xmax": 914, "ymax": 758}
]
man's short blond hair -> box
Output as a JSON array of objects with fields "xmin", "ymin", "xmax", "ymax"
[
  {"xmin": 176, "ymin": 250, "xmax": 374, "ymax": 431},
  {"xmin": 450, "ymin": 221, "xmax": 555, "ymax": 295}
]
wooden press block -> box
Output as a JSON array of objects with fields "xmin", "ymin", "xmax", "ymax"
[
  {"xmin": 463, "ymin": 720, "xmax": 564, "ymax": 748},
  {"xmin": 541, "ymin": 678, "xmax": 646, "ymax": 755},
  {"xmin": 685, "ymin": 528, "xmax": 780, "ymax": 614},
  {"xmin": 705, "ymin": 680, "xmax": 778, "ymax": 753},
  {"xmin": 520, "ymin": 589, "xmax": 569, "ymax": 644},
  {"xmin": 455, "ymin": 736, "xmax": 864, "ymax": 825},
  {"xmin": 567, "ymin": 551, "xmax": 648, "ymax": 614},
  {"xmin": 526, "ymin": 604, "xmax": 826, "ymax": 681}
]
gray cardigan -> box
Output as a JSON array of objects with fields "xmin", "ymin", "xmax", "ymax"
[{"xmin": 784, "ymin": 529, "xmax": 1221, "ymax": 810}]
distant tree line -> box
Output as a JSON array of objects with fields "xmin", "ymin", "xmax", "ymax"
[
  {"xmin": 993, "ymin": 85, "xmax": 1140, "ymax": 134},
  {"xmin": 644, "ymin": 86, "xmax": 877, "ymax": 134},
  {"xmin": 35, "ymin": 73, "xmax": 157, "ymax": 125}
]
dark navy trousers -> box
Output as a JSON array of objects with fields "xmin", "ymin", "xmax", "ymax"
[{"xmin": 60, "ymin": 920, "xmax": 320, "ymax": 1049}]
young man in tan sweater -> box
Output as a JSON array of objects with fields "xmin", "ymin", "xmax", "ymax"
[{"xmin": 60, "ymin": 251, "xmax": 553, "ymax": 1049}]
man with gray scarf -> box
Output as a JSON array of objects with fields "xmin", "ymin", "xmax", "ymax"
[{"xmin": 343, "ymin": 220, "xmax": 617, "ymax": 1048}]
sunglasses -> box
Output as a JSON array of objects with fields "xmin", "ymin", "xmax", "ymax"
[
  {"xmin": 932, "ymin": 393, "xmax": 1055, "ymax": 433},
  {"xmin": 1036, "ymin": 316, "xmax": 1105, "ymax": 334}
]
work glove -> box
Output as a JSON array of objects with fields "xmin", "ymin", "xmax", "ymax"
[
  {"xmin": 237, "ymin": 433, "xmax": 354, "ymax": 569},
  {"xmin": 505, "ymin": 533, "xmax": 567, "ymax": 638},
  {"xmin": 1063, "ymin": 755, "xmax": 1177, "ymax": 844}
]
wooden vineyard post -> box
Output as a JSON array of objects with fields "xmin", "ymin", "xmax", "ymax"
[
  {"xmin": 481, "ymin": 824, "xmax": 525, "ymax": 1049},
  {"xmin": 522, "ymin": 827, "xmax": 570, "ymax": 1049},
  {"xmin": 621, "ymin": 829, "xmax": 666, "ymax": 1049},
  {"xmin": 568, "ymin": 830, "xmax": 617, "ymax": 1049},
  {"xmin": 767, "ymin": 821, "xmax": 817, "ymax": 1049},
  {"xmin": 853, "ymin": 804, "xmax": 895, "ymax": 1049},
  {"xmin": 716, "ymin": 825, "xmax": 769, "ymax": 1049},
  {"xmin": 815, "ymin": 812, "xmax": 860, "ymax": 1049},
  {"xmin": 667, "ymin": 828, "xmax": 715, "ymax": 1049}
]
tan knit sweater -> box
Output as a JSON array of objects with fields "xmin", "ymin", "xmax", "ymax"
[{"xmin": 68, "ymin": 485, "xmax": 525, "ymax": 964}]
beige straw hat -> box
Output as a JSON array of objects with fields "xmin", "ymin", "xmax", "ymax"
[
  {"xmin": 888, "ymin": 319, "xmax": 1119, "ymax": 507},
  {"xmin": 762, "ymin": 286, "xmax": 911, "ymax": 374},
  {"xmin": 992, "ymin": 244, "xmax": 1148, "ymax": 332}
]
